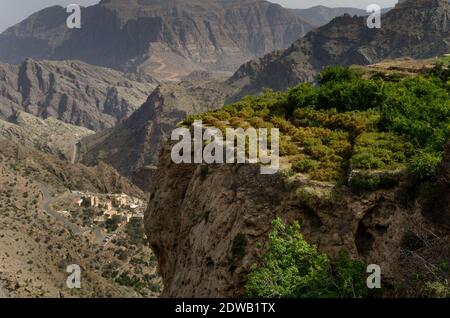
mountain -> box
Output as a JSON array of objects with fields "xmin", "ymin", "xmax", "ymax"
[
  {"xmin": 79, "ymin": 0, "xmax": 450, "ymax": 182},
  {"xmin": 0, "ymin": 0, "xmax": 314, "ymax": 81},
  {"xmin": 229, "ymin": 0, "xmax": 450, "ymax": 96},
  {"xmin": 290, "ymin": 5, "xmax": 368, "ymax": 27},
  {"xmin": 0, "ymin": 59, "xmax": 157, "ymax": 131},
  {"xmin": 290, "ymin": 5, "xmax": 393, "ymax": 28}
]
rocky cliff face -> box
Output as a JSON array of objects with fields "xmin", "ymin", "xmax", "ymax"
[
  {"xmin": 144, "ymin": 143, "xmax": 450, "ymax": 297},
  {"xmin": 0, "ymin": 0, "xmax": 313, "ymax": 81},
  {"xmin": 0, "ymin": 59, "xmax": 156, "ymax": 131},
  {"xmin": 229, "ymin": 0, "xmax": 450, "ymax": 96}
]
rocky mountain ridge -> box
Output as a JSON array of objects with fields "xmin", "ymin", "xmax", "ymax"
[
  {"xmin": 229, "ymin": 0, "xmax": 450, "ymax": 95},
  {"xmin": 0, "ymin": 0, "xmax": 314, "ymax": 81},
  {"xmin": 290, "ymin": 5, "xmax": 369, "ymax": 27},
  {"xmin": 80, "ymin": 79, "xmax": 235, "ymax": 184},
  {"xmin": 0, "ymin": 58, "xmax": 157, "ymax": 131}
]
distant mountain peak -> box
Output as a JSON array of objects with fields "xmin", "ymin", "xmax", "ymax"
[
  {"xmin": 228, "ymin": 0, "xmax": 450, "ymax": 95},
  {"xmin": 0, "ymin": 0, "xmax": 313, "ymax": 81}
]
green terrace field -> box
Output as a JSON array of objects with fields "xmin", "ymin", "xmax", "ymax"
[{"xmin": 184, "ymin": 61, "xmax": 450, "ymax": 190}]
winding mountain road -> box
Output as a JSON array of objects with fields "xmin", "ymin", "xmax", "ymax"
[
  {"xmin": 38, "ymin": 184, "xmax": 83, "ymax": 236},
  {"xmin": 38, "ymin": 184, "xmax": 109, "ymax": 243},
  {"xmin": 151, "ymin": 57, "xmax": 180, "ymax": 81}
]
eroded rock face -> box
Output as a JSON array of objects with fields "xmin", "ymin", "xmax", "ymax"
[
  {"xmin": 0, "ymin": 59, "xmax": 157, "ymax": 131},
  {"xmin": 144, "ymin": 144, "xmax": 450, "ymax": 297}
]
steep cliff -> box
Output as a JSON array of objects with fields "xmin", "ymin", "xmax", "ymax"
[
  {"xmin": 144, "ymin": 143, "xmax": 450, "ymax": 297},
  {"xmin": 290, "ymin": 5, "xmax": 370, "ymax": 28},
  {"xmin": 144, "ymin": 62, "xmax": 450, "ymax": 297}
]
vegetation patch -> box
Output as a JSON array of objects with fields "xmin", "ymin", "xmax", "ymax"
[
  {"xmin": 183, "ymin": 62, "xmax": 450, "ymax": 186},
  {"xmin": 245, "ymin": 218, "xmax": 369, "ymax": 298},
  {"xmin": 349, "ymin": 173, "xmax": 399, "ymax": 195}
]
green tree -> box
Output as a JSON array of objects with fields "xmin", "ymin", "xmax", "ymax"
[
  {"xmin": 245, "ymin": 218, "xmax": 368, "ymax": 298},
  {"xmin": 317, "ymin": 66, "xmax": 359, "ymax": 85}
]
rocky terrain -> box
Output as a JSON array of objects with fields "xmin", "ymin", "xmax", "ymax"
[
  {"xmin": 228, "ymin": 0, "xmax": 450, "ymax": 97},
  {"xmin": 0, "ymin": 0, "xmax": 314, "ymax": 82},
  {"xmin": 0, "ymin": 59, "xmax": 157, "ymax": 131},
  {"xmin": 0, "ymin": 137, "xmax": 163, "ymax": 297},
  {"xmin": 0, "ymin": 111, "xmax": 94, "ymax": 161},
  {"xmin": 145, "ymin": 143, "xmax": 450, "ymax": 297}
]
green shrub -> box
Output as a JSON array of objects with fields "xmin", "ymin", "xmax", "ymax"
[
  {"xmin": 287, "ymin": 83, "xmax": 319, "ymax": 114},
  {"xmin": 245, "ymin": 218, "xmax": 368, "ymax": 298},
  {"xmin": 317, "ymin": 79, "xmax": 383, "ymax": 112},
  {"xmin": 317, "ymin": 66, "xmax": 359, "ymax": 85},
  {"xmin": 280, "ymin": 138, "xmax": 299, "ymax": 156},
  {"xmin": 350, "ymin": 174, "xmax": 398, "ymax": 194},
  {"xmin": 352, "ymin": 153, "xmax": 384, "ymax": 170},
  {"xmin": 292, "ymin": 159, "xmax": 319, "ymax": 173},
  {"xmin": 271, "ymin": 116, "xmax": 296, "ymax": 134},
  {"xmin": 408, "ymin": 151, "xmax": 442, "ymax": 180}
]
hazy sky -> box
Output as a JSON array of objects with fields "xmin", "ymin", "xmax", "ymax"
[{"xmin": 0, "ymin": 0, "xmax": 398, "ymax": 33}]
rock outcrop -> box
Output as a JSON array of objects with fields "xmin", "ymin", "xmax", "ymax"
[
  {"xmin": 0, "ymin": 0, "xmax": 314, "ymax": 81},
  {"xmin": 0, "ymin": 59, "xmax": 157, "ymax": 131},
  {"xmin": 144, "ymin": 144, "xmax": 450, "ymax": 297}
]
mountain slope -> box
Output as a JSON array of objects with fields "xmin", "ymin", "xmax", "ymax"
[
  {"xmin": 0, "ymin": 138, "xmax": 150, "ymax": 297},
  {"xmin": 80, "ymin": 79, "xmax": 235, "ymax": 185},
  {"xmin": 0, "ymin": 111, "xmax": 94, "ymax": 161},
  {"xmin": 0, "ymin": 0, "xmax": 314, "ymax": 81},
  {"xmin": 0, "ymin": 59, "xmax": 157, "ymax": 131},
  {"xmin": 290, "ymin": 5, "xmax": 368, "ymax": 27},
  {"xmin": 229, "ymin": 0, "xmax": 450, "ymax": 96}
]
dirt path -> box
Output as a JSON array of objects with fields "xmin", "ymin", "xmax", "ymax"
[{"xmin": 151, "ymin": 57, "xmax": 180, "ymax": 81}]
